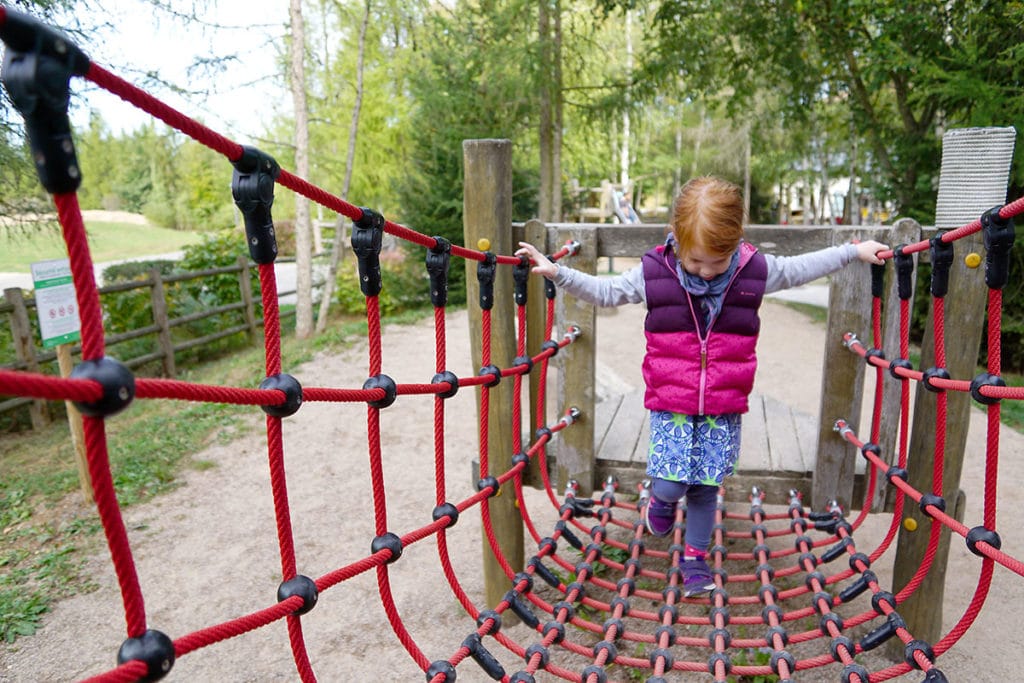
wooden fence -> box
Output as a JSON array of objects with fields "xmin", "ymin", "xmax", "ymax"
[{"xmin": 1, "ymin": 255, "xmax": 303, "ymax": 430}]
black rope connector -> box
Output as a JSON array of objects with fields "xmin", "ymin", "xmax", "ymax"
[
  {"xmin": 462, "ymin": 633, "xmax": 504, "ymax": 680},
  {"xmin": 966, "ymin": 525, "xmax": 1001, "ymax": 557},
  {"xmin": 513, "ymin": 354, "xmax": 534, "ymax": 374},
  {"xmin": 117, "ymin": 629, "xmax": 175, "ymax": 682},
  {"xmin": 870, "ymin": 261, "xmax": 885, "ymax": 298},
  {"xmin": 861, "ymin": 442, "xmax": 881, "ymax": 459},
  {"xmin": 529, "ymin": 556, "xmax": 560, "ymax": 588},
  {"xmin": 841, "ymin": 663, "xmax": 871, "ymax": 683},
  {"xmin": 545, "ymin": 277, "xmax": 557, "ymax": 300},
  {"xmin": 477, "ymin": 252, "xmax": 497, "ymax": 311},
  {"xmin": 426, "ymin": 660, "xmax": 456, "ymax": 683},
  {"xmin": 567, "ymin": 580, "xmax": 587, "ymax": 601},
  {"xmin": 871, "ymin": 590, "xmax": 896, "ymax": 615},
  {"xmin": 712, "ymin": 605, "xmax": 733, "ymax": 626},
  {"xmin": 706, "ymin": 652, "xmax": 731, "ymax": 676},
  {"xmin": 553, "ymin": 600, "xmax": 576, "ymax": 622},
  {"xmin": 426, "ymin": 236, "xmax": 452, "ymax": 307},
  {"xmin": 838, "ymin": 570, "xmax": 877, "ymax": 603},
  {"xmin": 849, "ymin": 552, "xmax": 871, "ymax": 572},
  {"xmin": 432, "ymin": 502, "xmax": 459, "ymax": 529},
  {"xmin": 981, "ymin": 205, "xmax": 1015, "ymax": 290},
  {"xmin": 363, "ymin": 373, "xmax": 397, "ymax": 409},
  {"xmin": 970, "ymin": 372, "xmax": 1005, "ymax": 405},
  {"xmin": 535, "ymin": 426, "xmax": 553, "ymax": 441},
  {"xmin": 1, "ymin": 8, "xmax": 91, "ymax": 195},
  {"xmin": 919, "ymin": 494, "xmax": 946, "ymax": 518},
  {"xmin": 581, "ymin": 665, "xmax": 608, "ymax": 683},
  {"xmin": 259, "ymin": 373, "xmax": 302, "ymax": 417},
  {"xmin": 819, "ymin": 612, "xmax": 844, "ymax": 636},
  {"xmin": 477, "ymin": 476, "xmax": 500, "ymax": 498},
  {"xmin": 710, "ymin": 587, "xmax": 729, "ymax": 605},
  {"xmin": 505, "ymin": 590, "xmax": 539, "ymax": 628},
  {"xmin": 830, "ymin": 635, "xmax": 855, "ymax": 662},
  {"xmin": 276, "ymin": 574, "xmax": 318, "ymax": 615},
  {"xmin": 351, "ymin": 207, "xmax": 385, "ymax": 296},
  {"xmin": 887, "ymin": 466, "xmax": 909, "ymax": 484},
  {"xmin": 509, "ymin": 672, "xmax": 535, "ymax": 683},
  {"xmin": 765, "ymin": 625, "xmax": 789, "ymax": 647},
  {"xmin": 895, "ymin": 246, "xmax": 915, "ymax": 300},
  {"xmin": 890, "ymin": 357, "xmax": 914, "ymax": 380},
  {"xmin": 758, "ymin": 584, "xmax": 778, "ymax": 604},
  {"xmin": 513, "ymin": 255, "xmax": 530, "ymax": 305},
  {"xmin": 540, "ymin": 339, "xmax": 560, "ymax": 357},
  {"xmin": 512, "ymin": 571, "xmax": 534, "ymax": 594},
  {"xmin": 511, "ymin": 452, "xmax": 529, "ymax": 469},
  {"xmin": 70, "ymin": 357, "xmax": 136, "ymax": 418},
  {"xmin": 821, "ymin": 537, "xmax": 853, "ymax": 564},
  {"xmin": 478, "ymin": 364, "xmax": 502, "ymax": 387},
  {"xmin": 592, "ymin": 640, "xmax": 617, "ymax": 661},
  {"xmin": 770, "ymin": 651, "xmax": 796, "ymax": 676},
  {"xmin": 524, "ymin": 643, "xmax": 549, "ymax": 669},
  {"xmin": 609, "ymin": 596, "xmax": 630, "ymax": 617},
  {"xmin": 860, "ymin": 610, "xmax": 901, "ymax": 651},
  {"xmin": 650, "ymin": 648, "xmax": 675, "ymax": 670},
  {"xmin": 708, "ymin": 627, "xmax": 732, "ymax": 648},
  {"xmin": 922, "ymin": 669, "xmax": 949, "ymax": 683},
  {"xmin": 371, "ymin": 532, "xmax": 403, "ymax": 563},
  {"xmin": 922, "ymin": 367, "xmax": 950, "ymax": 393},
  {"xmin": 542, "ymin": 620, "xmax": 566, "ymax": 644},
  {"xmin": 431, "ymin": 370, "xmax": 459, "ymax": 399},
  {"xmin": 654, "ymin": 624, "xmax": 676, "ymax": 647},
  {"xmin": 760, "ymin": 604, "xmax": 781, "ymax": 625},
  {"xmin": 865, "ymin": 348, "xmax": 885, "ymax": 367},
  {"xmin": 231, "ymin": 146, "xmax": 281, "ymax": 264},
  {"xmin": 904, "ymin": 639, "xmax": 936, "ymax": 670},
  {"xmin": 929, "ymin": 233, "xmax": 954, "ymax": 298},
  {"xmin": 476, "ymin": 609, "xmax": 502, "ymax": 635},
  {"xmin": 602, "ymin": 617, "xmax": 624, "ymax": 642}
]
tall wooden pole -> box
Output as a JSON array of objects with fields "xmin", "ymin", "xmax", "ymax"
[{"xmin": 463, "ymin": 139, "xmax": 524, "ymax": 610}]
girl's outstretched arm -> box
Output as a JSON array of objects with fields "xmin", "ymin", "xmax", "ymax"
[{"xmin": 515, "ymin": 241, "xmax": 558, "ymax": 279}]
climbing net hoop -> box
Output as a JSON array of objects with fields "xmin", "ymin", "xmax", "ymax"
[{"xmin": 2, "ymin": 8, "xmax": 1024, "ymax": 683}]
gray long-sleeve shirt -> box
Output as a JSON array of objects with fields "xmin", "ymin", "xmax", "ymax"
[{"xmin": 551, "ymin": 243, "xmax": 859, "ymax": 308}]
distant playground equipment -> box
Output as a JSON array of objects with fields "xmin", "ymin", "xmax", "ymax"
[{"xmin": 570, "ymin": 179, "xmax": 642, "ymax": 224}]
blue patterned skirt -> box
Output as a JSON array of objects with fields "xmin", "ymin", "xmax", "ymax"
[{"xmin": 646, "ymin": 411, "xmax": 742, "ymax": 485}]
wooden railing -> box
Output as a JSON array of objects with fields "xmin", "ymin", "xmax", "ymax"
[{"xmin": 1, "ymin": 255, "xmax": 303, "ymax": 429}]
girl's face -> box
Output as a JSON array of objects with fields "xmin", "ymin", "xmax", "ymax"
[{"xmin": 679, "ymin": 244, "xmax": 733, "ymax": 281}]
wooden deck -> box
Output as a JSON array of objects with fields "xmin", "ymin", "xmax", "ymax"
[{"xmin": 592, "ymin": 389, "xmax": 869, "ymax": 505}]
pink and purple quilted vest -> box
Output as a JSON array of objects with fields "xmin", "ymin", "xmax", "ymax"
[{"xmin": 641, "ymin": 241, "xmax": 766, "ymax": 415}]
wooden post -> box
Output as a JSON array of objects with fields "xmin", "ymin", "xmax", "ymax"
[
  {"xmin": 149, "ymin": 267, "xmax": 176, "ymax": 378},
  {"xmin": 523, "ymin": 219, "xmax": 548, "ymax": 489},
  {"xmin": 57, "ymin": 344, "xmax": 92, "ymax": 503},
  {"xmin": 238, "ymin": 255, "xmax": 259, "ymax": 342},
  {"xmin": 871, "ymin": 218, "xmax": 921, "ymax": 511},
  {"xmin": 812, "ymin": 228, "xmax": 873, "ymax": 511},
  {"xmin": 462, "ymin": 139, "xmax": 524, "ymax": 610},
  {"xmin": 554, "ymin": 225, "xmax": 597, "ymax": 494},
  {"xmin": 4, "ymin": 287, "xmax": 50, "ymax": 429}
]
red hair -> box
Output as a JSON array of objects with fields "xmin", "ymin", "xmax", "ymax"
[{"xmin": 670, "ymin": 177, "xmax": 745, "ymax": 257}]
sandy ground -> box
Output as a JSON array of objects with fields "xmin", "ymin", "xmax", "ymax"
[{"xmin": 2, "ymin": 298, "xmax": 1023, "ymax": 682}]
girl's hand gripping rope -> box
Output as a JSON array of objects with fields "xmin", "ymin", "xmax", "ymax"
[{"xmin": 515, "ymin": 242, "xmax": 558, "ymax": 279}]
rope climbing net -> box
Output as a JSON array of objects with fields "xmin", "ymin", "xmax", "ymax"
[{"xmin": 2, "ymin": 7, "xmax": 1024, "ymax": 682}]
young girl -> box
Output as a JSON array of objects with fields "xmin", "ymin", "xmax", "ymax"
[{"xmin": 515, "ymin": 176, "xmax": 887, "ymax": 597}]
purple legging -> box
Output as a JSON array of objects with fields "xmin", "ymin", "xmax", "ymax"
[{"xmin": 651, "ymin": 478, "xmax": 718, "ymax": 552}]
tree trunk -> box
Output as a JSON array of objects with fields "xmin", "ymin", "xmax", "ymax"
[
  {"xmin": 537, "ymin": 0, "xmax": 562, "ymax": 222},
  {"xmin": 289, "ymin": 0, "xmax": 314, "ymax": 338},
  {"xmin": 315, "ymin": 0, "xmax": 371, "ymax": 335}
]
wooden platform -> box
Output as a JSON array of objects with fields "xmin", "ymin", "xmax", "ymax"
[{"xmin": 593, "ymin": 389, "xmax": 846, "ymax": 504}]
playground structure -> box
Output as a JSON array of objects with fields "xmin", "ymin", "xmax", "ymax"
[{"xmin": 2, "ymin": 7, "xmax": 1024, "ymax": 682}]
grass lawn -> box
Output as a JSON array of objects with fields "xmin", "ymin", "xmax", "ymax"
[{"xmin": 0, "ymin": 220, "xmax": 201, "ymax": 272}]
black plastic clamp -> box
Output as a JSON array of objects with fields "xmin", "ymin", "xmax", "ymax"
[
  {"xmin": 426, "ymin": 660, "xmax": 456, "ymax": 683},
  {"xmin": 609, "ymin": 596, "xmax": 630, "ymax": 617},
  {"xmin": 905, "ymin": 639, "xmax": 935, "ymax": 670},
  {"xmin": 553, "ymin": 600, "xmax": 576, "ymax": 622},
  {"xmin": 849, "ymin": 552, "xmax": 871, "ymax": 572},
  {"xmin": 70, "ymin": 357, "xmax": 135, "ymax": 417},
  {"xmin": 477, "ymin": 476, "xmax": 500, "ymax": 498},
  {"xmin": 513, "ymin": 255, "xmax": 530, "ymax": 305},
  {"xmin": 231, "ymin": 146, "xmax": 281, "ymax": 264},
  {"xmin": 706, "ymin": 652, "xmax": 731, "ymax": 676},
  {"xmin": 511, "ymin": 452, "xmax": 529, "ymax": 469},
  {"xmin": 1, "ymin": 8, "xmax": 91, "ymax": 195},
  {"xmin": 462, "ymin": 633, "xmax": 504, "ymax": 680},
  {"xmin": 542, "ymin": 620, "xmax": 566, "ymax": 644},
  {"xmin": 512, "ymin": 571, "xmax": 534, "ymax": 594},
  {"xmin": 966, "ymin": 525, "xmax": 1001, "ymax": 557},
  {"xmin": 592, "ymin": 640, "xmax": 617, "ymax": 662},
  {"xmin": 351, "ymin": 207, "xmax": 385, "ymax": 296},
  {"xmin": 540, "ymin": 339, "xmax": 560, "ymax": 357},
  {"xmin": 887, "ymin": 466, "xmax": 909, "ymax": 483},
  {"xmin": 477, "ymin": 251, "xmax": 497, "ymax": 310},
  {"xmin": 509, "ymin": 672, "xmax": 535, "ymax": 683},
  {"xmin": 476, "ymin": 609, "xmax": 502, "ymax": 635},
  {"xmin": 431, "ymin": 370, "xmax": 459, "ymax": 399},
  {"xmin": 426, "ymin": 236, "xmax": 452, "ymax": 307},
  {"xmin": 821, "ymin": 537, "xmax": 853, "ymax": 564},
  {"xmin": 524, "ymin": 643, "xmax": 549, "ymax": 669},
  {"xmin": 277, "ymin": 574, "xmax": 318, "ymax": 615},
  {"xmin": 889, "ymin": 357, "xmax": 914, "ymax": 380},
  {"xmin": 432, "ymin": 502, "xmax": 459, "ymax": 528},
  {"xmin": 770, "ymin": 650, "xmax": 796, "ymax": 676},
  {"xmin": 819, "ymin": 612, "xmax": 844, "ymax": 636},
  {"xmin": 871, "ymin": 590, "xmax": 896, "ymax": 615},
  {"xmin": 505, "ymin": 591, "xmax": 539, "ymax": 628},
  {"xmin": 514, "ymin": 354, "xmax": 534, "ymax": 374},
  {"xmin": 478, "ymin": 364, "xmax": 501, "ymax": 387},
  {"xmin": 259, "ymin": 373, "xmax": 302, "ymax": 417},
  {"xmin": 708, "ymin": 627, "xmax": 732, "ymax": 649},
  {"xmin": 919, "ymin": 493, "xmax": 946, "ymax": 518},
  {"xmin": 117, "ymin": 628, "xmax": 175, "ymax": 682},
  {"xmin": 922, "ymin": 367, "xmax": 950, "ymax": 393},
  {"xmin": 895, "ymin": 246, "xmax": 914, "ymax": 300},
  {"xmin": 544, "ymin": 277, "xmax": 556, "ymax": 300},
  {"xmin": 371, "ymin": 532, "xmax": 403, "ymax": 563},
  {"xmin": 929, "ymin": 233, "xmax": 954, "ymax": 298},
  {"xmin": 654, "ymin": 624, "xmax": 677, "ymax": 647},
  {"xmin": 529, "ymin": 557, "xmax": 560, "ymax": 588},
  {"xmin": 970, "ymin": 372, "xmax": 1005, "ymax": 405},
  {"xmin": 865, "ymin": 348, "xmax": 886, "ymax": 367},
  {"xmin": 981, "ymin": 205, "xmax": 1015, "ymax": 290},
  {"xmin": 841, "ymin": 663, "xmax": 871, "ymax": 683},
  {"xmin": 765, "ymin": 625, "xmax": 789, "ymax": 647},
  {"xmin": 581, "ymin": 665, "xmax": 608, "ymax": 683},
  {"xmin": 602, "ymin": 617, "xmax": 624, "ymax": 641},
  {"xmin": 650, "ymin": 648, "xmax": 675, "ymax": 670},
  {"xmin": 363, "ymin": 373, "xmax": 397, "ymax": 408},
  {"xmin": 871, "ymin": 260, "xmax": 885, "ymax": 298},
  {"xmin": 922, "ymin": 669, "xmax": 949, "ymax": 683}
]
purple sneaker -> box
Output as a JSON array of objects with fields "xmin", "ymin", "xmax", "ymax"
[
  {"xmin": 643, "ymin": 496, "xmax": 676, "ymax": 537},
  {"xmin": 680, "ymin": 558, "xmax": 716, "ymax": 597}
]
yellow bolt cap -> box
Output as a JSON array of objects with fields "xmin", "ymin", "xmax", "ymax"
[
  {"xmin": 965, "ymin": 253, "xmax": 982, "ymax": 268},
  {"xmin": 477, "ymin": 238, "xmax": 491, "ymax": 251}
]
